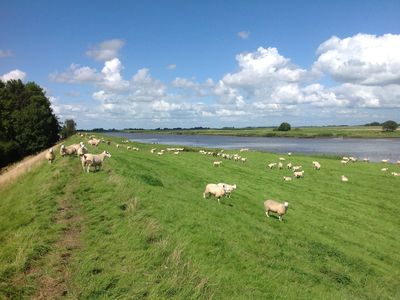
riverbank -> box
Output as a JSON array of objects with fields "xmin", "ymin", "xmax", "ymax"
[
  {"xmin": 124, "ymin": 126, "xmax": 400, "ymax": 138},
  {"xmin": 1, "ymin": 133, "xmax": 399, "ymax": 298}
]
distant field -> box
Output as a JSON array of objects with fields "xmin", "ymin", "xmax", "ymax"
[
  {"xmin": 127, "ymin": 126, "xmax": 400, "ymax": 138},
  {"xmin": 1, "ymin": 133, "xmax": 399, "ymax": 299}
]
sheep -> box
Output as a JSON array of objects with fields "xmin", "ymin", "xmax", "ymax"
[
  {"xmin": 278, "ymin": 162, "xmax": 283, "ymax": 169},
  {"xmin": 132, "ymin": 147, "xmax": 139, "ymax": 151},
  {"xmin": 363, "ymin": 158, "xmax": 370, "ymax": 163},
  {"xmin": 60, "ymin": 144, "xmax": 80, "ymax": 156},
  {"xmin": 381, "ymin": 168, "xmax": 388, "ymax": 172},
  {"xmin": 397, "ymin": 160, "xmax": 400, "ymax": 166},
  {"xmin": 239, "ymin": 148, "xmax": 249, "ymax": 152},
  {"xmin": 157, "ymin": 152, "xmax": 164, "ymax": 155},
  {"xmin": 287, "ymin": 152, "xmax": 292, "ymax": 156},
  {"xmin": 77, "ymin": 145, "xmax": 88, "ymax": 157},
  {"xmin": 381, "ymin": 159, "xmax": 389, "ymax": 164},
  {"xmin": 213, "ymin": 161, "xmax": 222, "ymax": 167},
  {"xmin": 294, "ymin": 171, "xmax": 304, "ymax": 178},
  {"xmin": 127, "ymin": 146, "xmax": 131, "ymax": 150},
  {"xmin": 174, "ymin": 151, "xmax": 180, "ymax": 155},
  {"xmin": 217, "ymin": 183, "xmax": 237, "ymax": 198},
  {"xmin": 241, "ymin": 157, "xmax": 247, "ymax": 163},
  {"xmin": 264, "ymin": 200, "xmax": 289, "ymax": 221},
  {"xmin": 341, "ymin": 175, "xmax": 348, "ymax": 182},
  {"xmin": 268, "ymin": 163, "xmax": 277, "ymax": 169},
  {"xmin": 349, "ymin": 157, "xmax": 357, "ymax": 162},
  {"xmin": 292, "ymin": 165, "xmax": 302, "ymax": 172},
  {"xmin": 81, "ymin": 151, "xmax": 111, "ymax": 173},
  {"xmin": 341, "ymin": 160, "xmax": 349, "ymax": 165},
  {"xmin": 286, "ymin": 163, "xmax": 292, "ymax": 169},
  {"xmin": 203, "ymin": 183, "xmax": 226, "ymax": 204},
  {"xmin": 88, "ymin": 138, "xmax": 101, "ymax": 147},
  {"xmin": 391, "ymin": 172, "xmax": 400, "ymax": 177},
  {"xmin": 283, "ymin": 176, "xmax": 292, "ymax": 181},
  {"xmin": 342, "ymin": 156, "xmax": 349, "ymax": 161},
  {"xmin": 45, "ymin": 148, "xmax": 55, "ymax": 164},
  {"xmin": 312, "ymin": 161, "xmax": 321, "ymax": 170},
  {"xmin": 279, "ymin": 157, "xmax": 286, "ymax": 161},
  {"xmin": 150, "ymin": 148, "xmax": 156, "ymax": 153},
  {"xmin": 116, "ymin": 144, "xmax": 120, "ymax": 148}
]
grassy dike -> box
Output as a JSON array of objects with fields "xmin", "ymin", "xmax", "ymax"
[{"xmin": 0, "ymin": 134, "xmax": 399, "ymax": 299}]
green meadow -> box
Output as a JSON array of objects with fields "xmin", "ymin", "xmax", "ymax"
[
  {"xmin": 0, "ymin": 134, "xmax": 399, "ymax": 299},
  {"xmin": 128, "ymin": 126, "xmax": 400, "ymax": 138}
]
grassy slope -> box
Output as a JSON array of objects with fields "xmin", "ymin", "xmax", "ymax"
[
  {"xmin": 1, "ymin": 134, "xmax": 399, "ymax": 299},
  {"xmin": 128, "ymin": 126, "xmax": 400, "ymax": 138}
]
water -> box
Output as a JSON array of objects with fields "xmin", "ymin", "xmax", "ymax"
[{"xmin": 107, "ymin": 132, "xmax": 400, "ymax": 162}]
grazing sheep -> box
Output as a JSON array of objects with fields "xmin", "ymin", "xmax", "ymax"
[
  {"xmin": 391, "ymin": 172, "xmax": 400, "ymax": 177},
  {"xmin": 81, "ymin": 151, "xmax": 111, "ymax": 173},
  {"xmin": 174, "ymin": 151, "xmax": 180, "ymax": 155},
  {"xmin": 279, "ymin": 157, "xmax": 286, "ymax": 161},
  {"xmin": 278, "ymin": 162, "xmax": 283, "ymax": 169},
  {"xmin": 203, "ymin": 183, "xmax": 226, "ymax": 204},
  {"xmin": 294, "ymin": 171, "xmax": 304, "ymax": 178},
  {"xmin": 45, "ymin": 148, "xmax": 55, "ymax": 163},
  {"xmin": 283, "ymin": 176, "xmax": 292, "ymax": 181},
  {"xmin": 88, "ymin": 138, "xmax": 101, "ymax": 147},
  {"xmin": 240, "ymin": 148, "xmax": 249, "ymax": 152},
  {"xmin": 342, "ymin": 156, "xmax": 349, "ymax": 161},
  {"xmin": 381, "ymin": 159, "xmax": 389, "ymax": 164},
  {"xmin": 60, "ymin": 144, "xmax": 80, "ymax": 156},
  {"xmin": 77, "ymin": 145, "xmax": 88, "ymax": 157},
  {"xmin": 341, "ymin": 160, "xmax": 349, "ymax": 165},
  {"xmin": 287, "ymin": 152, "xmax": 292, "ymax": 156},
  {"xmin": 213, "ymin": 161, "xmax": 222, "ymax": 167},
  {"xmin": 116, "ymin": 144, "xmax": 120, "ymax": 148},
  {"xmin": 292, "ymin": 166, "xmax": 302, "ymax": 172},
  {"xmin": 217, "ymin": 183, "xmax": 237, "ymax": 198},
  {"xmin": 241, "ymin": 157, "xmax": 247, "ymax": 163},
  {"xmin": 363, "ymin": 158, "xmax": 370, "ymax": 163},
  {"xmin": 286, "ymin": 163, "xmax": 292, "ymax": 169},
  {"xmin": 381, "ymin": 168, "xmax": 388, "ymax": 172},
  {"xmin": 396, "ymin": 160, "xmax": 400, "ymax": 166},
  {"xmin": 349, "ymin": 157, "xmax": 357, "ymax": 162},
  {"xmin": 150, "ymin": 148, "xmax": 156, "ymax": 153},
  {"xmin": 157, "ymin": 152, "xmax": 164, "ymax": 155},
  {"xmin": 312, "ymin": 161, "xmax": 321, "ymax": 170},
  {"xmin": 268, "ymin": 163, "xmax": 277, "ymax": 169},
  {"xmin": 127, "ymin": 146, "xmax": 131, "ymax": 150},
  {"xmin": 132, "ymin": 147, "xmax": 139, "ymax": 151},
  {"xmin": 341, "ymin": 175, "xmax": 348, "ymax": 182},
  {"xmin": 264, "ymin": 200, "xmax": 289, "ymax": 221}
]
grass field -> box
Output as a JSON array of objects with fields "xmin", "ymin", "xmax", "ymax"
[
  {"xmin": 1, "ymin": 134, "xmax": 399, "ymax": 299},
  {"xmin": 127, "ymin": 126, "xmax": 400, "ymax": 138}
]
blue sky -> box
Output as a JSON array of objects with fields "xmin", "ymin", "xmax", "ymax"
[{"xmin": 1, "ymin": 0, "xmax": 400, "ymax": 129}]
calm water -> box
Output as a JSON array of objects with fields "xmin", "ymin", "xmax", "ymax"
[{"xmin": 107, "ymin": 132, "xmax": 400, "ymax": 162}]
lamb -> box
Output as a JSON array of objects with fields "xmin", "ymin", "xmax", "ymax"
[
  {"xmin": 203, "ymin": 183, "xmax": 226, "ymax": 204},
  {"xmin": 264, "ymin": 200, "xmax": 289, "ymax": 221},
  {"xmin": 81, "ymin": 151, "xmax": 111, "ymax": 173},
  {"xmin": 45, "ymin": 148, "xmax": 55, "ymax": 163},
  {"xmin": 312, "ymin": 161, "xmax": 321, "ymax": 170},
  {"xmin": 292, "ymin": 166, "xmax": 302, "ymax": 172},
  {"xmin": 217, "ymin": 183, "xmax": 237, "ymax": 198},
  {"xmin": 213, "ymin": 161, "xmax": 222, "ymax": 167},
  {"xmin": 88, "ymin": 138, "xmax": 101, "ymax": 147},
  {"xmin": 341, "ymin": 175, "xmax": 348, "ymax": 182},
  {"xmin": 294, "ymin": 171, "xmax": 304, "ymax": 178},
  {"xmin": 283, "ymin": 176, "xmax": 292, "ymax": 181}
]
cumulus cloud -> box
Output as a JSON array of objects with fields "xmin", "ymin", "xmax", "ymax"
[
  {"xmin": 237, "ymin": 31, "xmax": 250, "ymax": 39},
  {"xmin": 0, "ymin": 49, "xmax": 13, "ymax": 58},
  {"xmin": 1, "ymin": 69, "xmax": 26, "ymax": 81},
  {"xmin": 50, "ymin": 64, "xmax": 102, "ymax": 83},
  {"xmin": 86, "ymin": 39, "xmax": 125, "ymax": 61},
  {"xmin": 314, "ymin": 33, "xmax": 400, "ymax": 85}
]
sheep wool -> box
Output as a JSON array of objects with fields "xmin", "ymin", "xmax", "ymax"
[{"xmin": 264, "ymin": 200, "xmax": 289, "ymax": 221}]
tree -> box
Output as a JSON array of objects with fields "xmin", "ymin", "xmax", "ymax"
[
  {"xmin": 382, "ymin": 120, "xmax": 398, "ymax": 132},
  {"xmin": 0, "ymin": 79, "xmax": 60, "ymax": 168},
  {"xmin": 277, "ymin": 122, "xmax": 291, "ymax": 131},
  {"xmin": 61, "ymin": 119, "xmax": 77, "ymax": 139}
]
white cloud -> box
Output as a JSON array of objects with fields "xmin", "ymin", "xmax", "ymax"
[
  {"xmin": 50, "ymin": 64, "xmax": 101, "ymax": 83},
  {"xmin": 314, "ymin": 33, "xmax": 400, "ymax": 85},
  {"xmin": 237, "ymin": 31, "xmax": 250, "ymax": 40},
  {"xmin": 101, "ymin": 58, "xmax": 129, "ymax": 90},
  {"xmin": 167, "ymin": 64, "xmax": 177, "ymax": 70},
  {"xmin": 86, "ymin": 39, "xmax": 125, "ymax": 61},
  {"xmin": 1, "ymin": 69, "xmax": 26, "ymax": 81},
  {"xmin": 0, "ymin": 49, "xmax": 13, "ymax": 58},
  {"xmin": 215, "ymin": 109, "xmax": 247, "ymax": 117}
]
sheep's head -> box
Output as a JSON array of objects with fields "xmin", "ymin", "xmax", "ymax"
[
  {"xmin": 284, "ymin": 202, "xmax": 289, "ymax": 208},
  {"xmin": 103, "ymin": 151, "xmax": 111, "ymax": 158}
]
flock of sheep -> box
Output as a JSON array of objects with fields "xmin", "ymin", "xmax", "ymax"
[{"xmin": 45, "ymin": 134, "xmax": 400, "ymax": 222}]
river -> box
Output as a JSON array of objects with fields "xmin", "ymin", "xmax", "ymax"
[{"xmin": 107, "ymin": 132, "xmax": 400, "ymax": 162}]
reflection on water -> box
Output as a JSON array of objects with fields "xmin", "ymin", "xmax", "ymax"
[{"xmin": 107, "ymin": 132, "xmax": 400, "ymax": 162}]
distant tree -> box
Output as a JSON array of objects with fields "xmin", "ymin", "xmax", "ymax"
[
  {"xmin": 60, "ymin": 119, "xmax": 77, "ymax": 138},
  {"xmin": 382, "ymin": 120, "xmax": 398, "ymax": 132},
  {"xmin": 365, "ymin": 121, "xmax": 381, "ymax": 126},
  {"xmin": 277, "ymin": 122, "xmax": 291, "ymax": 131},
  {"xmin": 0, "ymin": 79, "xmax": 60, "ymax": 167}
]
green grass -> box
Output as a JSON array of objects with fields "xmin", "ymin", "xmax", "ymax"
[
  {"xmin": 127, "ymin": 126, "xmax": 400, "ymax": 138},
  {"xmin": 1, "ymin": 133, "xmax": 400, "ymax": 299}
]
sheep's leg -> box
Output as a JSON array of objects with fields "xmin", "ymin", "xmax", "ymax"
[
  {"xmin": 217, "ymin": 198, "xmax": 220, "ymax": 204},
  {"xmin": 265, "ymin": 211, "xmax": 269, "ymax": 217},
  {"xmin": 279, "ymin": 215, "xmax": 282, "ymax": 221}
]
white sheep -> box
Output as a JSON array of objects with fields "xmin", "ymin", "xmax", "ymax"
[
  {"xmin": 88, "ymin": 138, "xmax": 101, "ymax": 147},
  {"xmin": 279, "ymin": 157, "xmax": 286, "ymax": 161},
  {"xmin": 391, "ymin": 172, "xmax": 400, "ymax": 177},
  {"xmin": 341, "ymin": 160, "xmax": 349, "ymax": 165},
  {"xmin": 77, "ymin": 144, "xmax": 88, "ymax": 157},
  {"xmin": 278, "ymin": 162, "xmax": 283, "ymax": 169},
  {"xmin": 217, "ymin": 183, "xmax": 237, "ymax": 198},
  {"xmin": 203, "ymin": 183, "xmax": 226, "ymax": 204},
  {"xmin": 213, "ymin": 161, "xmax": 222, "ymax": 167},
  {"xmin": 312, "ymin": 161, "xmax": 321, "ymax": 170},
  {"xmin": 268, "ymin": 163, "xmax": 277, "ymax": 169},
  {"xmin": 60, "ymin": 144, "xmax": 80, "ymax": 156},
  {"xmin": 341, "ymin": 175, "xmax": 348, "ymax": 182},
  {"xmin": 151, "ymin": 148, "xmax": 156, "ymax": 153},
  {"xmin": 381, "ymin": 168, "xmax": 388, "ymax": 172},
  {"xmin": 294, "ymin": 171, "xmax": 304, "ymax": 178},
  {"xmin": 363, "ymin": 158, "xmax": 370, "ymax": 163},
  {"xmin": 381, "ymin": 159, "xmax": 389, "ymax": 164},
  {"xmin": 81, "ymin": 151, "xmax": 111, "ymax": 173},
  {"xmin": 292, "ymin": 165, "xmax": 302, "ymax": 172},
  {"xmin": 396, "ymin": 160, "xmax": 400, "ymax": 166},
  {"xmin": 287, "ymin": 152, "xmax": 292, "ymax": 156},
  {"xmin": 45, "ymin": 148, "xmax": 55, "ymax": 164},
  {"xmin": 349, "ymin": 157, "xmax": 357, "ymax": 162},
  {"xmin": 239, "ymin": 148, "xmax": 249, "ymax": 152},
  {"xmin": 283, "ymin": 176, "xmax": 292, "ymax": 181},
  {"xmin": 264, "ymin": 200, "xmax": 289, "ymax": 221},
  {"xmin": 286, "ymin": 163, "xmax": 292, "ymax": 169}
]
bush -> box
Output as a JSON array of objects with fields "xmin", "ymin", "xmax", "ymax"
[
  {"xmin": 382, "ymin": 120, "xmax": 398, "ymax": 132},
  {"xmin": 277, "ymin": 122, "xmax": 291, "ymax": 131}
]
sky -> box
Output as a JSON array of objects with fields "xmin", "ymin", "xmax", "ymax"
[{"xmin": 1, "ymin": 0, "xmax": 400, "ymax": 129}]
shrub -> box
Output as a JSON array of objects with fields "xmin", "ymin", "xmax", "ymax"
[
  {"xmin": 382, "ymin": 120, "xmax": 398, "ymax": 132},
  {"xmin": 277, "ymin": 122, "xmax": 291, "ymax": 131}
]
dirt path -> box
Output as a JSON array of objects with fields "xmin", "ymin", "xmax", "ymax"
[{"xmin": 0, "ymin": 144, "xmax": 62, "ymax": 188}]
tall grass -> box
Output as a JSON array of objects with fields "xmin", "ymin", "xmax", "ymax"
[{"xmin": 1, "ymin": 134, "xmax": 399, "ymax": 299}]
